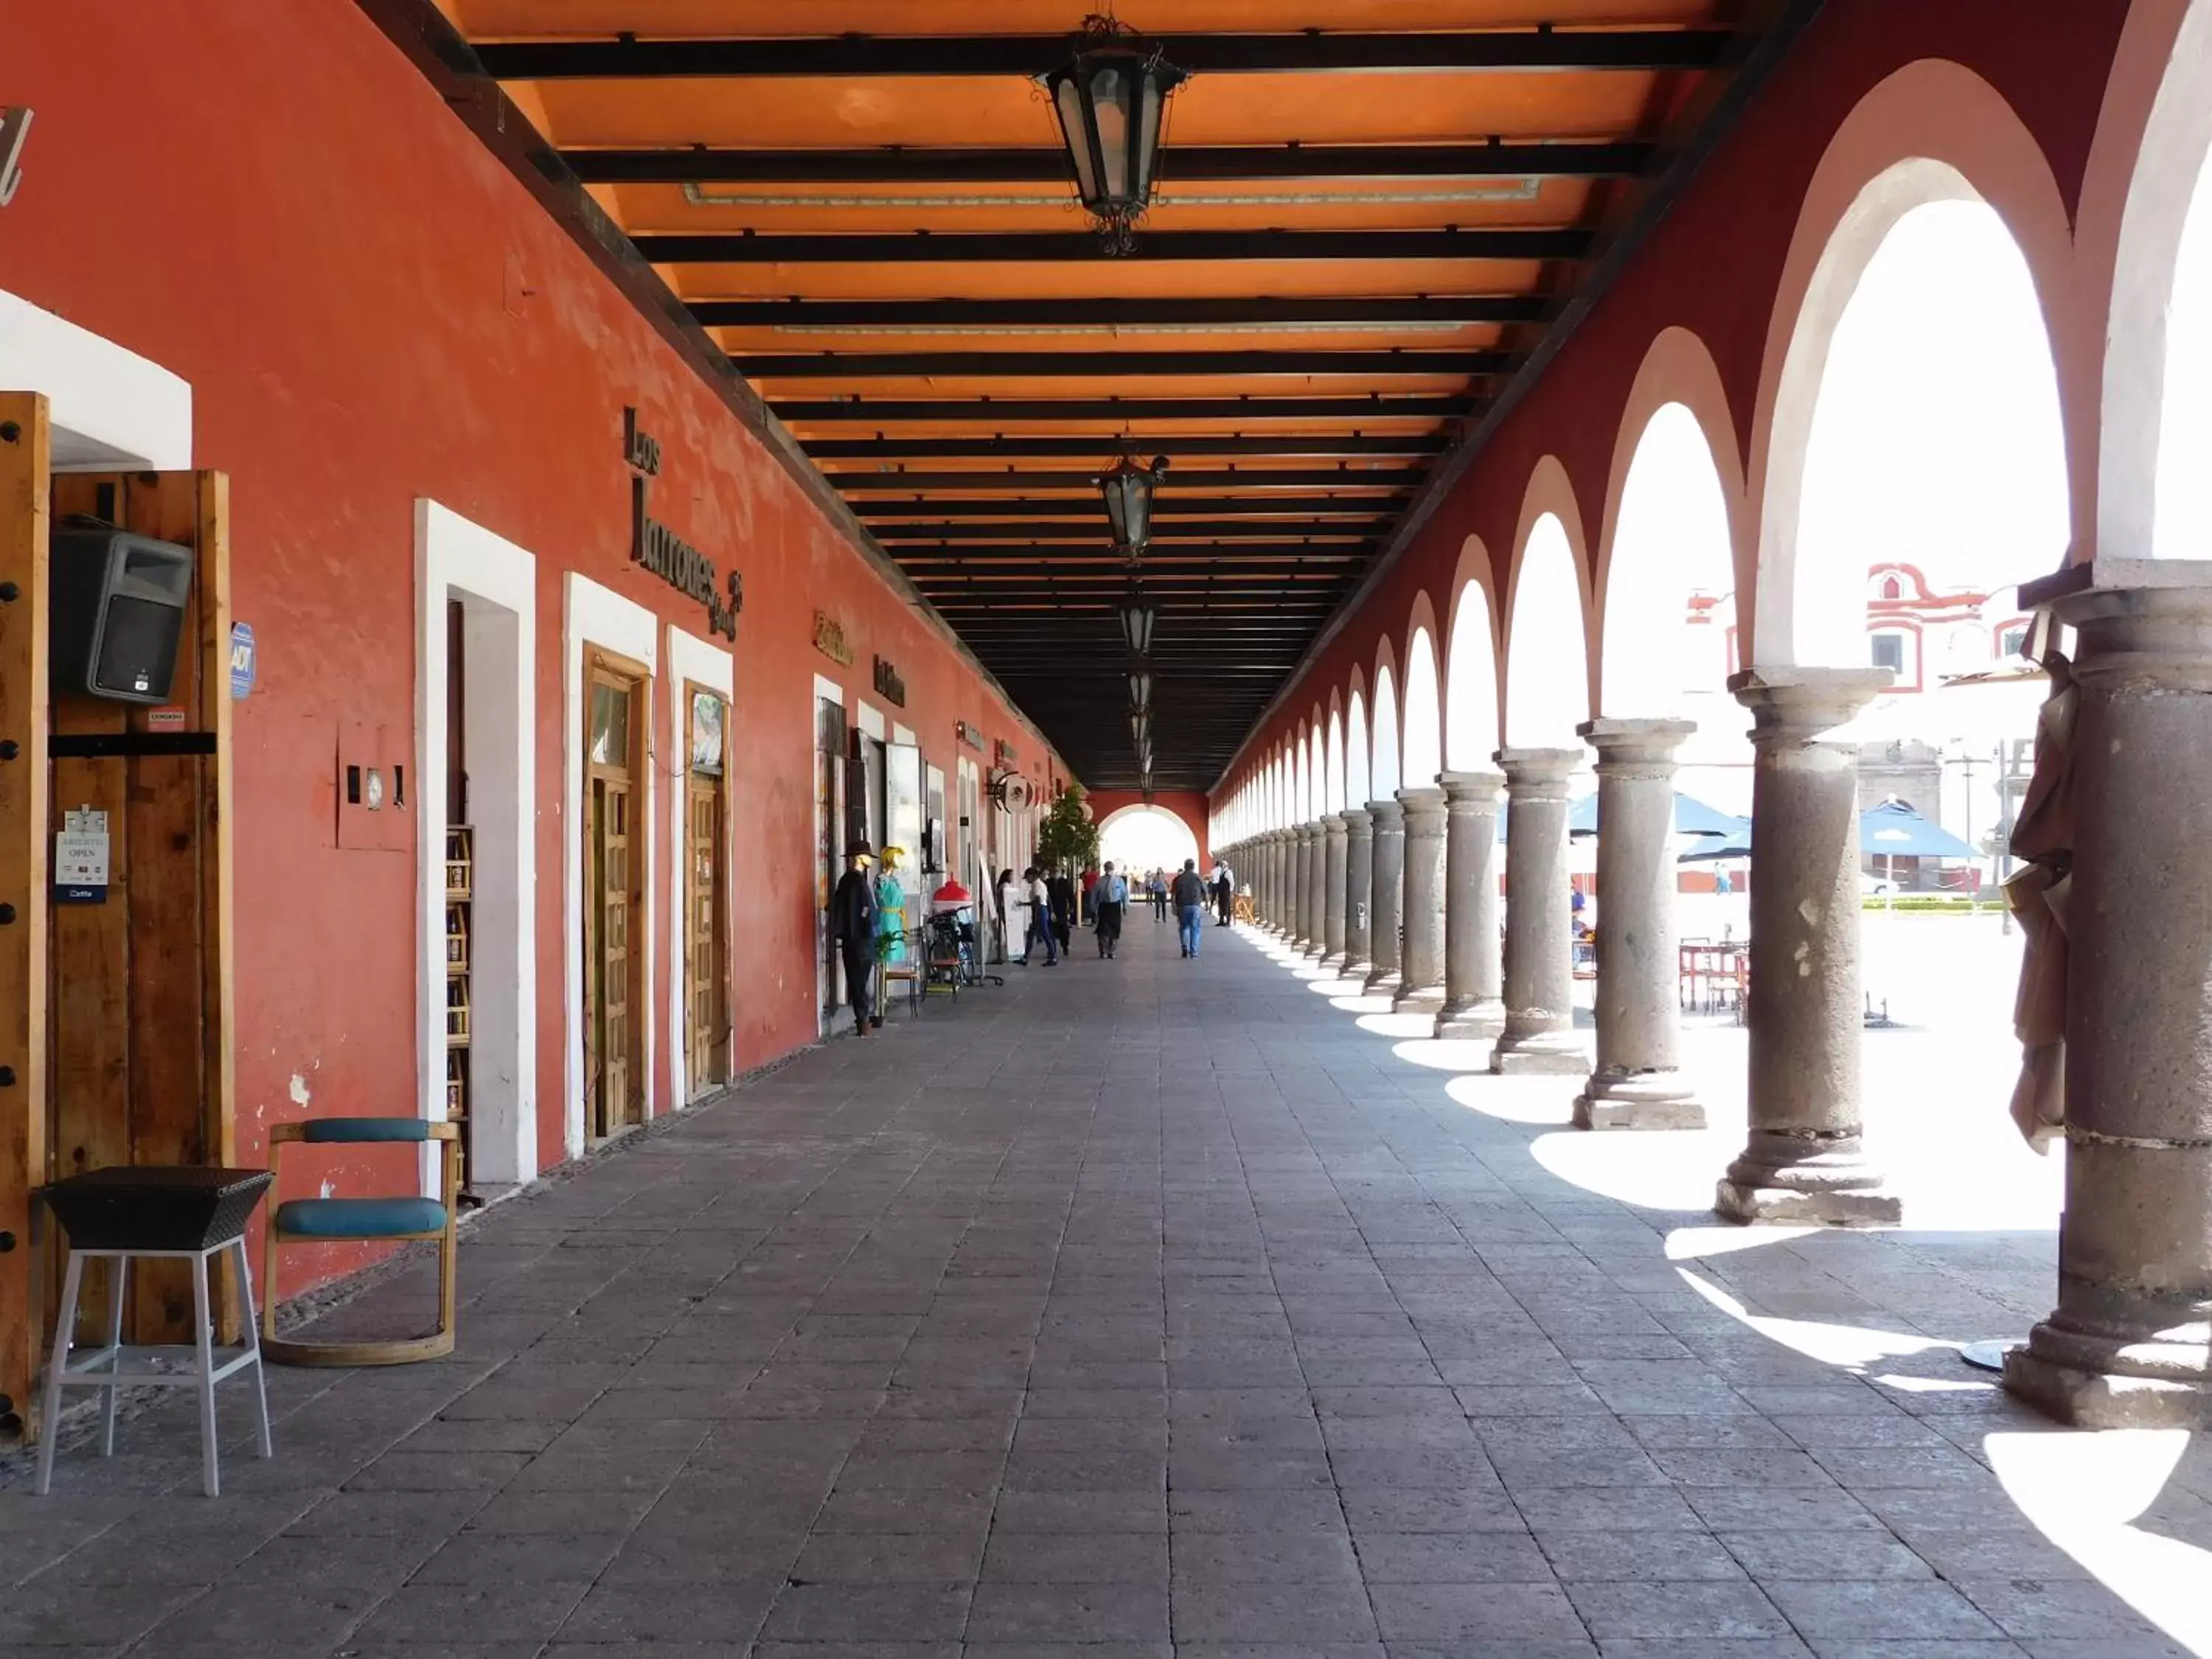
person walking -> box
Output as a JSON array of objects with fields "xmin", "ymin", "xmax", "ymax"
[
  {"xmin": 1172, "ymin": 858, "xmax": 1208, "ymax": 959},
  {"xmin": 1093, "ymin": 861, "xmax": 1128, "ymax": 959},
  {"xmin": 1080, "ymin": 865, "xmax": 1099, "ymax": 928},
  {"xmin": 1019, "ymin": 865, "xmax": 1058, "ymax": 967},
  {"xmin": 830, "ymin": 839, "xmax": 880, "ymax": 1035},
  {"xmin": 1211, "ymin": 858, "xmax": 1234, "ymax": 928},
  {"xmin": 995, "ymin": 866, "xmax": 1020, "ymax": 964},
  {"xmin": 1150, "ymin": 868, "xmax": 1169, "ymax": 922},
  {"xmin": 1048, "ymin": 869, "xmax": 1076, "ymax": 953}
]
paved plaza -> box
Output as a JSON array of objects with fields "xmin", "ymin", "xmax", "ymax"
[{"xmin": 4, "ymin": 915, "xmax": 2208, "ymax": 1658}]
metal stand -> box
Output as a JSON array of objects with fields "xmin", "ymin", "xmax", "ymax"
[{"xmin": 35, "ymin": 1237, "xmax": 271, "ymax": 1498}]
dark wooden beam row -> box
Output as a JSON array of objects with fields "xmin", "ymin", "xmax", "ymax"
[
  {"xmin": 806, "ymin": 434, "xmax": 1450, "ymax": 459},
  {"xmin": 698, "ymin": 296, "xmax": 1545, "ymax": 330},
  {"xmin": 891, "ymin": 541, "xmax": 1368, "ymax": 561},
  {"xmin": 833, "ymin": 468, "xmax": 1426, "ymax": 492},
  {"xmin": 860, "ymin": 494, "xmax": 1398, "ymax": 518},
  {"xmin": 476, "ymin": 30, "xmax": 1729, "ymax": 80},
  {"xmin": 773, "ymin": 394, "xmax": 1475, "ymax": 422},
  {"xmin": 873, "ymin": 521, "xmax": 1381, "ymax": 540},
  {"xmin": 565, "ymin": 141, "xmax": 1654, "ymax": 186},
  {"xmin": 636, "ymin": 229, "xmax": 1592, "ymax": 264}
]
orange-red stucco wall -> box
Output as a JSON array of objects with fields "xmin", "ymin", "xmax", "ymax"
[{"xmin": 6, "ymin": 2, "xmax": 1062, "ymax": 1278}]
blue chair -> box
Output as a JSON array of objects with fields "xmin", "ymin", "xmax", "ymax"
[{"xmin": 261, "ymin": 1119, "xmax": 459, "ymax": 1365}]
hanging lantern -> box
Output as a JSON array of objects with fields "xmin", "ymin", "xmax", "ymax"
[
  {"xmin": 1042, "ymin": 15, "xmax": 1186, "ymax": 256},
  {"xmin": 1099, "ymin": 453, "xmax": 1169, "ymax": 557},
  {"xmin": 1119, "ymin": 591, "xmax": 1155, "ymax": 655},
  {"xmin": 1127, "ymin": 669, "xmax": 1152, "ymax": 710}
]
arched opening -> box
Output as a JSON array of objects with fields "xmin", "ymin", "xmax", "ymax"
[
  {"xmin": 1503, "ymin": 513, "xmax": 1593, "ymax": 747},
  {"xmin": 1402, "ymin": 627, "xmax": 1444, "ymax": 789},
  {"xmin": 1371, "ymin": 661, "xmax": 1402, "ymax": 799},
  {"xmin": 2156, "ymin": 87, "xmax": 2212, "ymax": 552},
  {"xmin": 1346, "ymin": 686, "xmax": 1371, "ymax": 806},
  {"xmin": 1444, "ymin": 578, "xmax": 1501, "ymax": 771},
  {"xmin": 1326, "ymin": 709, "xmax": 1346, "ymax": 813},
  {"xmin": 1099, "ymin": 804, "xmax": 1200, "ymax": 877},
  {"xmin": 1600, "ymin": 400, "xmax": 1750, "ymax": 824}
]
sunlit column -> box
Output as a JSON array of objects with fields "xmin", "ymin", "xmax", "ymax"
[
  {"xmin": 1436, "ymin": 770, "xmax": 1505, "ymax": 1041},
  {"xmin": 1575, "ymin": 719, "xmax": 1703, "ymax": 1130},
  {"xmin": 1285, "ymin": 826, "xmax": 1308, "ymax": 947},
  {"xmin": 1490, "ymin": 748, "xmax": 1586, "ymax": 1074},
  {"xmin": 1718, "ymin": 668, "xmax": 1896, "ymax": 1224},
  {"xmin": 1265, "ymin": 830, "xmax": 1285, "ymax": 933},
  {"xmin": 1364, "ymin": 798, "xmax": 1405, "ymax": 995},
  {"xmin": 1394, "ymin": 785, "xmax": 1448, "ymax": 1013},
  {"xmin": 1321, "ymin": 813, "xmax": 1349, "ymax": 968},
  {"xmin": 1302, "ymin": 820, "xmax": 1327, "ymax": 959},
  {"xmin": 2006, "ymin": 571, "xmax": 2212, "ymax": 1427},
  {"xmin": 1341, "ymin": 807, "xmax": 1375, "ymax": 981}
]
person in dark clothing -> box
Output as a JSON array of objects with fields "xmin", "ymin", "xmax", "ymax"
[
  {"xmin": 1172, "ymin": 859, "xmax": 1208, "ymax": 958},
  {"xmin": 830, "ymin": 839, "xmax": 880, "ymax": 1037},
  {"xmin": 1211, "ymin": 860, "xmax": 1234, "ymax": 928},
  {"xmin": 1048, "ymin": 872, "xmax": 1076, "ymax": 952},
  {"xmin": 1093, "ymin": 863, "xmax": 1128, "ymax": 959}
]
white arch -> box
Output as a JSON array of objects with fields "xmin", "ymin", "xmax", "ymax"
[
  {"xmin": 1444, "ymin": 576, "xmax": 1501, "ymax": 768},
  {"xmin": 1308, "ymin": 723, "xmax": 1325, "ymax": 821},
  {"xmin": 1098, "ymin": 803, "xmax": 1200, "ymax": 874},
  {"xmin": 1346, "ymin": 685, "xmax": 1371, "ymax": 806},
  {"xmin": 1325, "ymin": 709, "xmax": 1346, "ymax": 813},
  {"xmin": 1371, "ymin": 661, "xmax": 1402, "ymax": 799},
  {"xmin": 1402, "ymin": 627, "xmax": 1444, "ymax": 787},
  {"xmin": 1600, "ymin": 402, "xmax": 1737, "ymax": 714},
  {"xmin": 1295, "ymin": 731, "xmax": 1312, "ymax": 823},
  {"xmin": 1504, "ymin": 512, "xmax": 1593, "ymax": 745},
  {"xmin": 2101, "ymin": 0, "xmax": 2212, "ymax": 558},
  {"xmin": 1787, "ymin": 198, "xmax": 2069, "ymax": 667}
]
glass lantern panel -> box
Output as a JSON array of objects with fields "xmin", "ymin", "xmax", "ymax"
[
  {"xmin": 1055, "ymin": 77, "xmax": 1100, "ymax": 200},
  {"xmin": 1091, "ymin": 63, "xmax": 1131, "ymax": 201},
  {"xmin": 1135, "ymin": 77, "xmax": 1165, "ymax": 196}
]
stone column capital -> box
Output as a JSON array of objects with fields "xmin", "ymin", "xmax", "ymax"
[
  {"xmin": 1578, "ymin": 717, "xmax": 1697, "ymax": 776},
  {"xmin": 1366, "ymin": 797, "xmax": 1406, "ymax": 826},
  {"xmin": 1340, "ymin": 805, "xmax": 1374, "ymax": 832},
  {"xmin": 1396, "ymin": 784, "xmax": 1447, "ymax": 809},
  {"xmin": 2035, "ymin": 563, "xmax": 2212, "ymax": 691},
  {"xmin": 1493, "ymin": 746, "xmax": 1581, "ymax": 797},
  {"xmin": 1439, "ymin": 769, "xmax": 1505, "ymax": 811},
  {"xmin": 1728, "ymin": 667, "xmax": 1891, "ymax": 745},
  {"xmin": 1322, "ymin": 813, "xmax": 1348, "ymax": 836}
]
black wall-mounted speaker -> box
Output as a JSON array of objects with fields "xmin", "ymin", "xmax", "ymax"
[{"xmin": 50, "ymin": 521, "xmax": 193, "ymax": 704}]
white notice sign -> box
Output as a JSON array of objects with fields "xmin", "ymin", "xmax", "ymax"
[{"xmin": 55, "ymin": 808, "xmax": 110, "ymax": 902}]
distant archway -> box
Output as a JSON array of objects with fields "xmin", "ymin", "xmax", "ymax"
[
  {"xmin": 1403, "ymin": 622, "xmax": 1444, "ymax": 789},
  {"xmin": 1371, "ymin": 658, "xmax": 1402, "ymax": 799},
  {"xmin": 1599, "ymin": 403, "xmax": 1738, "ymax": 717},
  {"xmin": 1444, "ymin": 545, "xmax": 1502, "ymax": 771},
  {"xmin": 1504, "ymin": 511, "xmax": 1593, "ymax": 746},
  {"xmin": 1346, "ymin": 680, "xmax": 1371, "ymax": 806},
  {"xmin": 1099, "ymin": 804, "xmax": 1200, "ymax": 875}
]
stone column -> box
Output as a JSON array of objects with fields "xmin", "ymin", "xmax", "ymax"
[
  {"xmin": 1364, "ymin": 798, "xmax": 1405, "ymax": 995},
  {"xmin": 2005, "ymin": 568, "xmax": 2212, "ymax": 1427},
  {"xmin": 1717, "ymin": 668, "xmax": 1896, "ymax": 1225},
  {"xmin": 1321, "ymin": 814, "xmax": 1349, "ymax": 970},
  {"xmin": 1394, "ymin": 786, "xmax": 1448, "ymax": 1014},
  {"xmin": 1255, "ymin": 834, "xmax": 1273, "ymax": 930},
  {"xmin": 1491, "ymin": 748, "xmax": 1587, "ymax": 1074},
  {"xmin": 1574, "ymin": 720, "xmax": 1703, "ymax": 1130},
  {"xmin": 1281, "ymin": 828, "xmax": 1302, "ymax": 945},
  {"xmin": 1436, "ymin": 771, "xmax": 1506, "ymax": 1041},
  {"xmin": 1341, "ymin": 807, "xmax": 1375, "ymax": 981},
  {"xmin": 1267, "ymin": 831, "xmax": 1285, "ymax": 932},
  {"xmin": 1303, "ymin": 821, "xmax": 1328, "ymax": 960}
]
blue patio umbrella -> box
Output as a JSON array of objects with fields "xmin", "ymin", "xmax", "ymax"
[
  {"xmin": 1571, "ymin": 790, "xmax": 1743, "ymax": 839},
  {"xmin": 1859, "ymin": 798, "xmax": 1976, "ymax": 859}
]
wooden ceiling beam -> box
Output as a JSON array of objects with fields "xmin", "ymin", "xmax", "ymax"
[
  {"xmin": 873, "ymin": 521, "xmax": 1380, "ymax": 540},
  {"xmin": 835, "ymin": 468, "xmax": 1425, "ymax": 491},
  {"xmin": 863, "ymin": 494, "xmax": 1395, "ymax": 518},
  {"xmin": 567, "ymin": 141, "xmax": 1654, "ymax": 186},
  {"xmin": 639, "ymin": 229, "xmax": 1590, "ymax": 264},
  {"xmin": 774, "ymin": 394, "xmax": 1472, "ymax": 422},
  {"xmin": 741, "ymin": 349, "xmax": 1506, "ymax": 379},
  {"xmin": 476, "ymin": 31, "xmax": 1728, "ymax": 79},
  {"xmin": 698, "ymin": 296, "xmax": 1544, "ymax": 329},
  {"xmin": 806, "ymin": 434, "xmax": 1448, "ymax": 459}
]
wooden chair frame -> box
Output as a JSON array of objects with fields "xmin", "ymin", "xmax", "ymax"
[{"xmin": 261, "ymin": 1122, "xmax": 459, "ymax": 1366}]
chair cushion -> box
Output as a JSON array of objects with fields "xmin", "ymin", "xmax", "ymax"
[
  {"xmin": 297, "ymin": 1116, "xmax": 434, "ymax": 1143},
  {"xmin": 274, "ymin": 1197, "xmax": 448, "ymax": 1239}
]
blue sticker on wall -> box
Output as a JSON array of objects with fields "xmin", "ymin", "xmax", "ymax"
[{"xmin": 229, "ymin": 621, "xmax": 256, "ymax": 699}]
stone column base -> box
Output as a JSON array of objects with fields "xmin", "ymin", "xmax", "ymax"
[
  {"xmin": 2003, "ymin": 1332, "xmax": 2212, "ymax": 1430},
  {"xmin": 1715, "ymin": 1141, "xmax": 1899, "ymax": 1225},
  {"xmin": 1363, "ymin": 967, "xmax": 1402, "ymax": 997},
  {"xmin": 1489, "ymin": 1030, "xmax": 1587, "ymax": 1075},
  {"xmin": 1434, "ymin": 998, "xmax": 1506, "ymax": 1042},
  {"xmin": 1575, "ymin": 1073, "xmax": 1705, "ymax": 1132},
  {"xmin": 1393, "ymin": 984, "xmax": 1445, "ymax": 1016},
  {"xmin": 1340, "ymin": 956, "xmax": 1375, "ymax": 983}
]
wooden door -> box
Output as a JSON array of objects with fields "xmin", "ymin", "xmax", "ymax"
[
  {"xmin": 684, "ymin": 686, "xmax": 728, "ymax": 1098},
  {"xmin": 815, "ymin": 698, "xmax": 844, "ymax": 1028},
  {"xmin": 583, "ymin": 655, "xmax": 644, "ymax": 1140}
]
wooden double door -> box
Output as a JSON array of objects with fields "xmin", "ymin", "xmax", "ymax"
[{"xmin": 583, "ymin": 653, "xmax": 644, "ymax": 1141}]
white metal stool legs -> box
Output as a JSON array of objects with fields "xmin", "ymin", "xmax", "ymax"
[
  {"xmin": 33, "ymin": 1253, "xmax": 86, "ymax": 1497},
  {"xmin": 35, "ymin": 1240, "xmax": 270, "ymax": 1499}
]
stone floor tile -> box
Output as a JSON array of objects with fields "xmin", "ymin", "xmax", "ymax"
[
  {"xmin": 1171, "ymin": 1528, "xmax": 1363, "ymax": 1584},
  {"xmin": 1562, "ymin": 1579, "xmax": 1793, "ymax": 1641},
  {"xmin": 759, "ymin": 1581, "xmax": 971, "ymax": 1644},
  {"xmin": 1172, "ymin": 1580, "xmax": 1382, "ymax": 1644},
  {"xmin": 552, "ymin": 1579, "xmax": 780, "ymax": 1644},
  {"xmin": 790, "ymin": 1529, "xmax": 987, "ymax": 1582},
  {"xmin": 349, "ymin": 1581, "xmax": 591, "ymax": 1646},
  {"xmin": 1367, "ymin": 1579, "xmax": 1590, "ymax": 1643},
  {"xmin": 967, "ymin": 1580, "xmax": 1172, "ymax": 1643},
  {"xmin": 1760, "ymin": 1579, "xmax": 2007, "ymax": 1641},
  {"xmin": 1353, "ymin": 1528, "xmax": 1555, "ymax": 1583},
  {"xmin": 1537, "ymin": 1528, "xmax": 1751, "ymax": 1582},
  {"xmin": 981, "ymin": 1529, "xmax": 1168, "ymax": 1582}
]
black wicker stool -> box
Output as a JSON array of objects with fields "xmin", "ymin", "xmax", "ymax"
[{"xmin": 35, "ymin": 1167, "xmax": 275, "ymax": 1498}]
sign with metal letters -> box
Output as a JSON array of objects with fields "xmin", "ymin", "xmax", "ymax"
[
  {"xmin": 623, "ymin": 406, "xmax": 741, "ymax": 641},
  {"xmin": 872, "ymin": 655, "xmax": 906, "ymax": 709},
  {"xmin": 813, "ymin": 609, "xmax": 852, "ymax": 666}
]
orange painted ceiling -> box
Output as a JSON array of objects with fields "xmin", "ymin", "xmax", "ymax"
[{"xmin": 429, "ymin": 0, "xmax": 1753, "ymax": 789}]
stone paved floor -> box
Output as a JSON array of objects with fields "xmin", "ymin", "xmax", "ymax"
[{"xmin": 4, "ymin": 914, "xmax": 2211, "ymax": 1657}]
